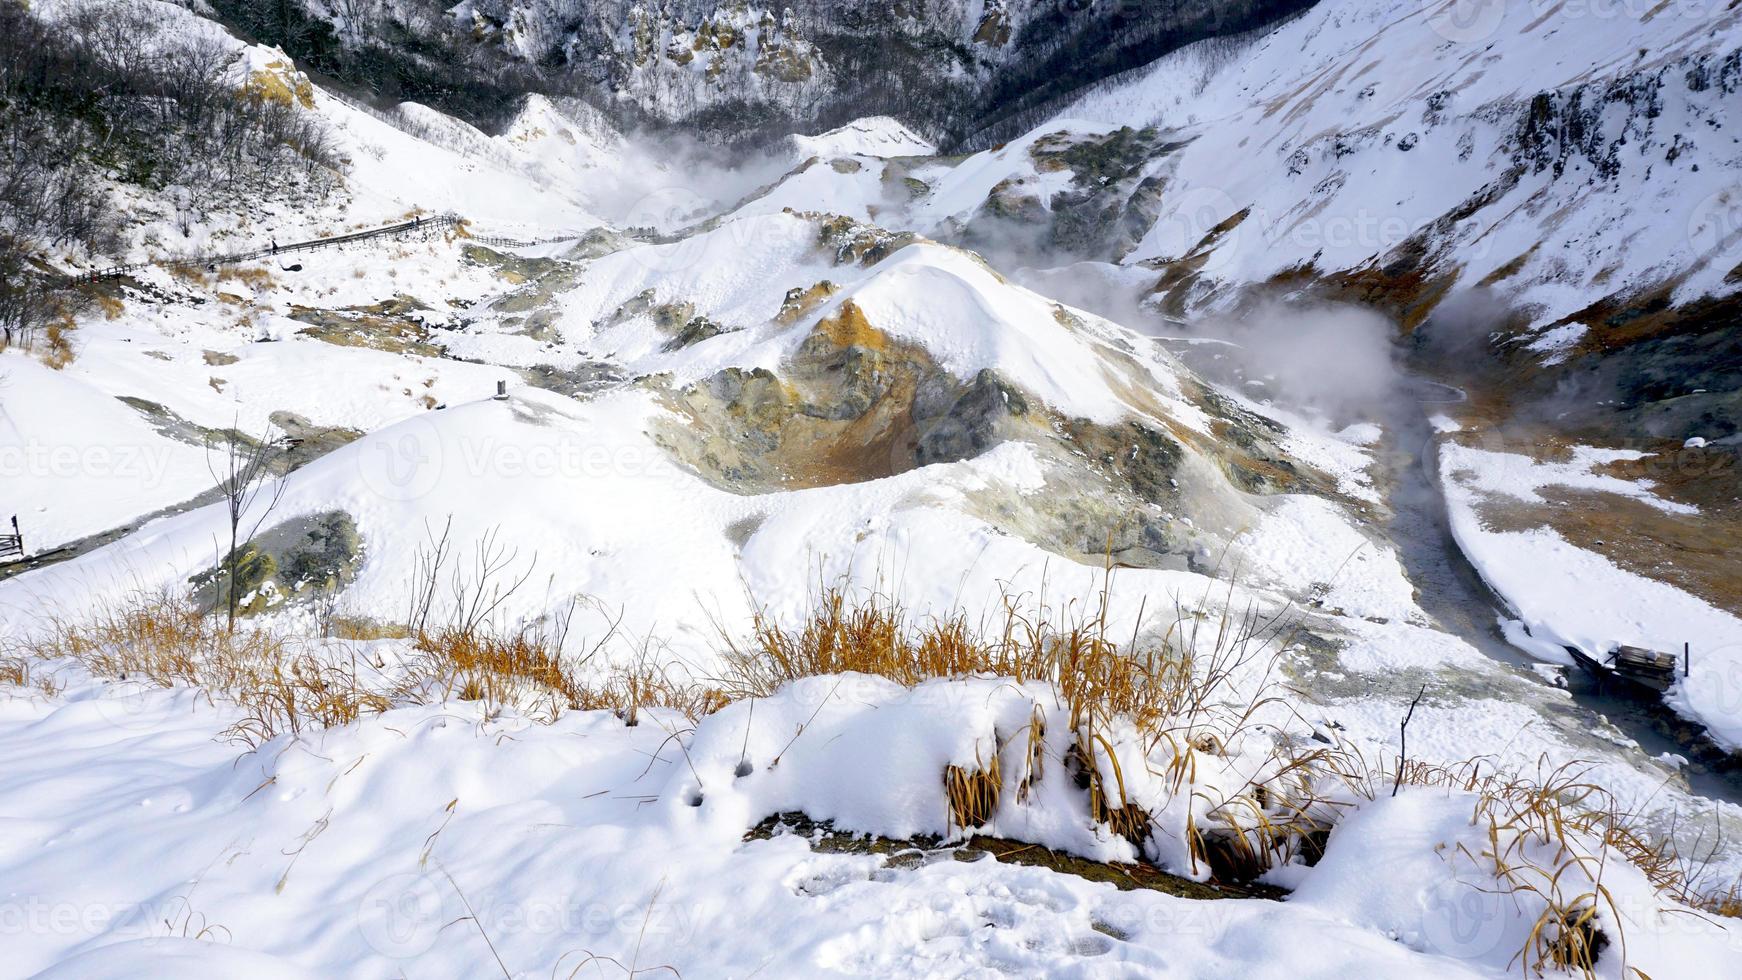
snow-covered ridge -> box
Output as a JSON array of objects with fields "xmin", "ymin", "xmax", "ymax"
[
  {"xmin": 6, "ymin": 2, "xmax": 1742, "ymax": 976},
  {"xmin": 784, "ymin": 116, "xmax": 937, "ymax": 164},
  {"xmin": 875, "ymin": 0, "xmax": 1742, "ymax": 342}
]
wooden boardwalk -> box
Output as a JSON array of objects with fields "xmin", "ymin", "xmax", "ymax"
[{"xmin": 59, "ymin": 217, "xmax": 574, "ymax": 288}]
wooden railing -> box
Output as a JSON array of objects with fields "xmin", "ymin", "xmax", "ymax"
[
  {"xmin": 0, "ymin": 517, "xmax": 22, "ymax": 561},
  {"xmin": 59, "ymin": 213, "xmax": 471, "ymax": 287},
  {"xmin": 58, "ymin": 215, "xmax": 581, "ymax": 288}
]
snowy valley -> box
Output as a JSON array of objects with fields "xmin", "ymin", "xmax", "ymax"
[{"xmin": 2, "ymin": 0, "xmax": 1742, "ymax": 977}]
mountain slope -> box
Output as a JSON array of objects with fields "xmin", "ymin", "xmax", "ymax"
[{"xmin": 211, "ymin": 0, "xmax": 1317, "ymax": 144}]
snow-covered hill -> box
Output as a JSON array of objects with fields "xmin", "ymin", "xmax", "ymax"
[
  {"xmin": 723, "ymin": 0, "xmax": 1742, "ymax": 750},
  {"xmin": 4, "ymin": 0, "xmax": 1742, "ymax": 976}
]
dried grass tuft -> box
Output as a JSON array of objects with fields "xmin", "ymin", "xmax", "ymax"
[
  {"xmin": 6, "ymin": 589, "xmax": 389, "ymax": 746},
  {"xmin": 6, "ymin": 560, "xmax": 1737, "ymax": 980},
  {"xmin": 944, "ymin": 752, "xmax": 1001, "ymax": 833}
]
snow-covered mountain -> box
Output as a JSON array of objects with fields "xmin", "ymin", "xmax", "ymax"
[
  {"xmin": 720, "ymin": 0, "xmax": 1742, "ymax": 753},
  {"xmin": 212, "ymin": 0, "xmax": 1317, "ymax": 143},
  {"xmin": 5, "ymin": 0, "xmax": 1742, "ymax": 976}
]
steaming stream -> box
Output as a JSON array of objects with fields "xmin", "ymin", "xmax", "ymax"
[
  {"xmin": 1381, "ymin": 380, "xmax": 1742, "ymax": 803},
  {"xmin": 1145, "ymin": 321, "xmax": 1742, "ymax": 807}
]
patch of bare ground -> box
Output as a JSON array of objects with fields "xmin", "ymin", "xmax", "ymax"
[
  {"xmin": 1316, "ymin": 173, "xmax": 1523, "ymax": 337},
  {"xmin": 289, "ymin": 296, "xmax": 443, "ymax": 357},
  {"xmin": 1473, "ymin": 486, "xmax": 1742, "ymax": 620},
  {"xmin": 745, "ymin": 812, "xmax": 1287, "ymax": 901},
  {"xmin": 653, "ymin": 301, "xmax": 939, "ymax": 490},
  {"xmin": 1544, "ymin": 281, "xmax": 1742, "ymax": 359}
]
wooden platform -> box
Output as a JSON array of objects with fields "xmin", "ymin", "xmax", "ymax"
[{"xmin": 1566, "ymin": 644, "xmax": 1679, "ymax": 693}]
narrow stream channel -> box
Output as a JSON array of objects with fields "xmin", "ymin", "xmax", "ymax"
[
  {"xmin": 1383, "ymin": 375, "xmax": 1742, "ymax": 804},
  {"xmin": 1142, "ymin": 313, "xmax": 1742, "ymax": 807}
]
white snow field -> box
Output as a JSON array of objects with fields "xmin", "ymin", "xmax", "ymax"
[
  {"xmin": 4, "ymin": 0, "xmax": 1742, "ymax": 976},
  {"xmin": 895, "ymin": 0, "xmax": 1742, "ymax": 334},
  {"xmin": 4, "ymin": 671, "xmax": 1740, "ymax": 980}
]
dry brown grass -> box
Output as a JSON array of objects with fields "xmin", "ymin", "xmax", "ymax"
[
  {"xmin": 1463, "ymin": 765, "xmax": 1624, "ymax": 978},
  {"xmin": 721, "ymin": 578, "xmax": 1329, "ymax": 882},
  {"xmin": 6, "ymin": 590, "xmax": 388, "ymax": 746},
  {"xmin": 415, "ymin": 625, "xmax": 587, "ymax": 716},
  {"xmin": 1067, "ymin": 738, "xmax": 1152, "ymax": 849},
  {"xmin": 328, "ymin": 616, "xmax": 410, "ymax": 642},
  {"xmin": 1, "ymin": 580, "xmax": 724, "ymax": 741},
  {"xmin": 39, "ymin": 316, "xmax": 75, "ymax": 368},
  {"xmin": 720, "ymin": 579, "xmax": 1287, "ymax": 738},
  {"xmin": 166, "ymin": 263, "xmax": 210, "ymax": 285},
  {"xmin": 719, "ymin": 580, "xmax": 1742, "ymax": 974},
  {"xmin": 945, "ymin": 754, "xmax": 1001, "ymax": 833},
  {"xmin": 217, "ymin": 266, "xmax": 275, "ymax": 290},
  {"xmin": 4, "ymin": 569, "xmax": 1735, "ymax": 977},
  {"xmin": 1365, "ymin": 755, "xmax": 1742, "ymax": 977}
]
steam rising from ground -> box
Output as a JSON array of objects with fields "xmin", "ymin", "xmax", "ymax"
[
  {"xmin": 1197, "ymin": 301, "xmax": 1406, "ymax": 424},
  {"xmin": 575, "ymin": 107, "xmax": 1415, "ymax": 432},
  {"xmin": 1011, "ymin": 261, "xmax": 1409, "ymax": 427},
  {"xmin": 585, "ymin": 126, "xmax": 801, "ymax": 234}
]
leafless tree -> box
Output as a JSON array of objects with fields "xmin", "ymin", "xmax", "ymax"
[
  {"xmin": 208, "ymin": 427, "xmax": 288, "ymax": 631},
  {"xmin": 448, "ymin": 527, "xmax": 538, "ymax": 638},
  {"xmin": 401, "ymin": 517, "xmax": 543, "ymax": 639},
  {"xmin": 404, "ymin": 516, "xmax": 456, "ymax": 636}
]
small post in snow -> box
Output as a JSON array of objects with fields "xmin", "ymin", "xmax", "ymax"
[
  {"xmin": 1685, "ymin": 642, "xmax": 1691, "ymax": 678},
  {"xmin": 494, "ymin": 380, "xmax": 508, "ymax": 401}
]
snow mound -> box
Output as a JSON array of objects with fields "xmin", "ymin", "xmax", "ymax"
[
  {"xmin": 5, "ymin": 668, "xmax": 1737, "ymax": 978},
  {"xmin": 785, "ymin": 116, "xmax": 935, "ymax": 163}
]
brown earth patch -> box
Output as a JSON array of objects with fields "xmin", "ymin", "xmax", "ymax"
[
  {"xmin": 1473, "ymin": 487, "xmax": 1742, "ymax": 620},
  {"xmin": 747, "ymin": 812, "xmax": 1286, "ymax": 900},
  {"xmin": 776, "ymin": 280, "xmax": 839, "ymax": 325},
  {"xmin": 289, "ymin": 301, "xmax": 442, "ymax": 357},
  {"xmin": 654, "ymin": 303, "xmax": 943, "ymax": 490}
]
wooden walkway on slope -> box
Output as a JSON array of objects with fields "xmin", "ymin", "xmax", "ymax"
[{"xmin": 59, "ymin": 216, "xmax": 575, "ymax": 288}]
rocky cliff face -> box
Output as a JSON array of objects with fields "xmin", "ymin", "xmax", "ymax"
[{"xmin": 223, "ymin": 0, "xmax": 1314, "ymax": 145}]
